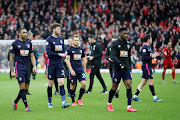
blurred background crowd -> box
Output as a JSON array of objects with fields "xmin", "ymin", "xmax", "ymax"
[{"xmin": 0, "ymin": 0, "xmax": 180, "ymax": 69}]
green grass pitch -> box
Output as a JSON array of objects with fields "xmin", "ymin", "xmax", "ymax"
[{"xmin": 0, "ymin": 73, "xmax": 180, "ymax": 120}]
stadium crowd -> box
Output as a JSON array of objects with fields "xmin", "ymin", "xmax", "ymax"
[{"xmin": 0, "ymin": 0, "xmax": 180, "ymax": 69}]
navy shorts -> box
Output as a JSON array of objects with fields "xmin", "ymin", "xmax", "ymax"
[
  {"xmin": 112, "ymin": 70, "xmax": 132, "ymax": 83},
  {"xmin": 15, "ymin": 68, "xmax": 30, "ymax": 84},
  {"xmin": 69, "ymin": 70, "xmax": 86, "ymax": 84},
  {"xmin": 46, "ymin": 60, "xmax": 65, "ymax": 80},
  {"xmin": 142, "ymin": 65, "xmax": 153, "ymax": 79}
]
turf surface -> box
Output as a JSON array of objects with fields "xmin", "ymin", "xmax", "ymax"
[{"xmin": 0, "ymin": 73, "xmax": 179, "ymax": 120}]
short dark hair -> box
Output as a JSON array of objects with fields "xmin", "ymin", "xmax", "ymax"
[
  {"xmin": 88, "ymin": 34, "xmax": 95, "ymax": 39},
  {"xmin": 143, "ymin": 34, "xmax": 151, "ymax": 43},
  {"xmin": 18, "ymin": 27, "xmax": 26, "ymax": 33},
  {"xmin": 119, "ymin": 27, "xmax": 127, "ymax": 33},
  {"xmin": 50, "ymin": 23, "xmax": 62, "ymax": 31}
]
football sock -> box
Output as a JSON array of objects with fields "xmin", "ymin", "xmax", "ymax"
[
  {"xmin": 78, "ymin": 87, "xmax": 85, "ymax": 100},
  {"xmin": 47, "ymin": 86, "xmax": 52, "ymax": 103},
  {"xmin": 108, "ymin": 89, "xmax": 116, "ymax": 103},
  {"xmin": 88, "ymin": 73, "xmax": 95, "ymax": 91},
  {"xmin": 96, "ymin": 71, "xmax": 107, "ymax": 90},
  {"xmin": 14, "ymin": 91, "xmax": 21, "ymax": 104},
  {"xmin": 20, "ymin": 89, "xmax": 28, "ymax": 107},
  {"xmin": 162, "ymin": 71, "xmax": 165, "ymax": 80},
  {"xmin": 70, "ymin": 89, "xmax": 75, "ymax": 102},
  {"xmin": 59, "ymin": 86, "xmax": 66, "ymax": 102},
  {"xmin": 153, "ymin": 95, "xmax": 157, "ymax": 100},
  {"xmin": 149, "ymin": 85, "xmax": 156, "ymax": 96},
  {"xmin": 127, "ymin": 89, "xmax": 132, "ymax": 106},
  {"xmin": 172, "ymin": 71, "xmax": 175, "ymax": 80},
  {"xmin": 135, "ymin": 88, "xmax": 140, "ymax": 96},
  {"xmin": 54, "ymin": 79, "xmax": 58, "ymax": 92}
]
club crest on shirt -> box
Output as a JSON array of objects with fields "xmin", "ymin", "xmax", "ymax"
[
  {"xmin": 60, "ymin": 40, "xmax": 63, "ymax": 44},
  {"xmin": 53, "ymin": 42, "xmax": 55, "ymax": 44},
  {"xmin": 18, "ymin": 45, "xmax": 21, "ymax": 48},
  {"xmin": 118, "ymin": 45, "xmax": 121, "ymax": 48},
  {"xmin": 72, "ymin": 51, "xmax": 75, "ymax": 53},
  {"xmin": 143, "ymin": 49, "xmax": 146, "ymax": 52},
  {"xmin": 127, "ymin": 44, "xmax": 130, "ymax": 49},
  {"xmin": 26, "ymin": 44, "xmax": 30, "ymax": 48}
]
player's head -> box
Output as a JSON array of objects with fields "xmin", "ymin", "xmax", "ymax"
[
  {"xmin": 143, "ymin": 34, "xmax": 152, "ymax": 45},
  {"xmin": 88, "ymin": 34, "xmax": 96, "ymax": 44},
  {"xmin": 27, "ymin": 31, "xmax": 33, "ymax": 41},
  {"xmin": 18, "ymin": 27, "xmax": 27, "ymax": 40},
  {"xmin": 112, "ymin": 35, "xmax": 118, "ymax": 42},
  {"xmin": 72, "ymin": 34, "xmax": 80, "ymax": 47},
  {"xmin": 119, "ymin": 27, "xmax": 128, "ymax": 41},
  {"xmin": 51, "ymin": 23, "xmax": 62, "ymax": 36},
  {"xmin": 167, "ymin": 42, "xmax": 172, "ymax": 48},
  {"xmin": 68, "ymin": 36, "xmax": 73, "ymax": 46}
]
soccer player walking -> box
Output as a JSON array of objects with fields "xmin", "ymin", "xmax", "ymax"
[
  {"xmin": 107, "ymin": 28, "xmax": 137, "ymax": 112},
  {"xmin": 132, "ymin": 35, "xmax": 163, "ymax": 102},
  {"xmin": 11, "ymin": 28, "xmax": 37, "ymax": 111},
  {"xmin": 105, "ymin": 35, "xmax": 121, "ymax": 98},
  {"xmin": 46, "ymin": 23, "xmax": 70, "ymax": 108},
  {"xmin": 65, "ymin": 34, "xmax": 86, "ymax": 106},
  {"xmin": 85, "ymin": 35, "xmax": 108, "ymax": 94},
  {"xmin": 162, "ymin": 42, "xmax": 178, "ymax": 84}
]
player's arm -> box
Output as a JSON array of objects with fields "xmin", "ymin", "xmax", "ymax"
[
  {"xmin": 128, "ymin": 44, "xmax": 131, "ymax": 67},
  {"xmin": 110, "ymin": 42, "xmax": 129, "ymax": 69},
  {"xmin": 82, "ymin": 57, "xmax": 86, "ymax": 74},
  {"xmin": 65, "ymin": 55, "xmax": 76, "ymax": 76},
  {"xmin": 105, "ymin": 47, "xmax": 110, "ymax": 60},
  {"xmin": 30, "ymin": 53, "xmax": 37, "ymax": 73},
  {"xmin": 10, "ymin": 53, "xmax": 16, "ymax": 77}
]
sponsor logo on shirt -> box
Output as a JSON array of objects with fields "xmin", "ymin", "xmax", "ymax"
[
  {"xmin": 55, "ymin": 45, "xmax": 63, "ymax": 51},
  {"xmin": 20, "ymin": 50, "xmax": 29, "ymax": 56},
  {"xmin": 73, "ymin": 54, "xmax": 81, "ymax": 60},
  {"xmin": 120, "ymin": 50, "xmax": 128, "ymax": 57}
]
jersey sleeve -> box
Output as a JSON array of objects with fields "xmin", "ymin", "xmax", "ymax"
[
  {"xmin": 46, "ymin": 38, "xmax": 59, "ymax": 56},
  {"xmin": 65, "ymin": 47, "xmax": 71, "ymax": 56},
  {"xmin": 141, "ymin": 48, "xmax": 152, "ymax": 60},
  {"xmin": 10, "ymin": 42, "xmax": 16, "ymax": 54},
  {"xmin": 29, "ymin": 42, "xmax": 33, "ymax": 53}
]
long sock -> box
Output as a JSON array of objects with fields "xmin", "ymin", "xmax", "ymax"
[
  {"xmin": 78, "ymin": 88, "xmax": 85, "ymax": 100},
  {"xmin": 172, "ymin": 71, "xmax": 175, "ymax": 80},
  {"xmin": 88, "ymin": 73, "xmax": 95, "ymax": 91},
  {"xmin": 14, "ymin": 91, "xmax": 21, "ymax": 104},
  {"xmin": 108, "ymin": 89, "xmax": 116, "ymax": 103},
  {"xmin": 135, "ymin": 88, "xmax": 140, "ymax": 96},
  {"xmin": 149, "ymin": 85, "xmax": 156, "ymax": 96},
  {"xmin": 47, "ymin": 86, "xmax": 52, "ymax": 103},
  {"xmin": 20, "ymin": 89, "xmax": 28, "ymax": 107},
  {"xmin": 54, "ymin": 79, "xmax": 58, "ymax": 92},
  {"xmin": 59, "ymin": 86, "xmax": 66, "ymax": 102},
  {"xmin": 127, "ymin": 89, "xmax": 132, "ymax": 106},
  {"xmin": 67, "ymin": 75, "xmax": 70, "ymax": 94},
  {"xmin": 70, "ymin": 89, "xmax": 75, "ymax": 103},
  {"xmin": 96, "ymin": 71, "xmax": 107, "ymax": 90},
  {"xmin": 162, "ymin": 71, "xmax": 165, "ymax": 80}
]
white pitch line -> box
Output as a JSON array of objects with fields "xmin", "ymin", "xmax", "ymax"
[{"xmin": 0, "ymin": 83, "xmax": 48, "ymax": 88}]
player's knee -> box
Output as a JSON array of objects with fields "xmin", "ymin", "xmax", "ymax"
[
  {"xmin": 172, "ymin": 67, "xmax": 175, "ymax": 72},
  {"xmin": 126, "ymin": 84, "xmax": 132, "ymax": 89},
  {"xmin": 81, "ymin": 83, "xmax": 86, "ymax": 89},
  {"xmin": 149, "ymin": 80, "xmax": 154, "ymax": 85},
  {"xmin": 48, "ymin": 81, "xmax": 53, "ymax": 87},
  {"xmin": 70, "ymin": 84, "xmax": 76, "ymax": 90},
  {"xmin": 59, "ymin": 81, "xmax": 64, "ymax": 86}
]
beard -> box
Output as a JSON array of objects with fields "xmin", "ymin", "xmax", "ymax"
[{"xmin": 55, "ymin": 30, "xmax": 60, "ymax": 36}]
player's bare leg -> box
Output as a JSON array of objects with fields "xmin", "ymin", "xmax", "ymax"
[
  {"xmin": 77, "ymin": 81, "xmax": 86, "ymax": 106},
  {"xmin": 57, "ymin": 78, "xmax": 70, "ymax": 108},
  {"xmin": 162, "ymin": 68, "xmax": 167, "ymax": 84},
  {"xmin": 47, "ymin": 80, "xmax": 54, "ymax": 108},
  {"xmin": 124, "ymin": 80, "xmax": 137, "ymax": 112}
]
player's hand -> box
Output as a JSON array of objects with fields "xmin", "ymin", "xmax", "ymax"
[
  {"xmin": 89, "ymin": 56, "xmax": 94, "ymax": 61},
  {"xmin": 152, "ymin": 52, "xmax": 160, "ymax": 58},
  {"xmin": 109, "ymin": 58, "xmax": 113, "ymax": 62},
  {"xmin": 66, "ymin": 55, "xmax": 70, "ymax": 60},
  {"xmin": 70, "ymin": 70, "xmax": 76, "ymax": 76},
  {"xmin": 59, "ymin": 53, "xmax": 66, "ymax": 58},
  {"xmin": 32, "ymin": 66, "xmax": 37, "ymax": 73},
  {"xmin": 11, "ymin": 71, "xmax": 16, "ymax": 78}
]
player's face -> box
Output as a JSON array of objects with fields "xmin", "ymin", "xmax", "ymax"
[
  {"xmin": 68, "ymin": 38, "xmax": 73, "ymax": 46},
  {"xmin": 27, "ymin": 34, "xmax": 33, "ymax": 41},
  {"xmin": 73, "ymin": 37, "xmax": 79, "ymax": 47},
  {"xmin": 149, "ymin": 36, "xmax": 152, "ymax": 44},
  {"xmin": 120, "ymin": 30, "xmax": 128, "ymax": 41},
  {"xmin": 88, "ymin": 37, "xmax": 93, "ymax": 44},
  {"xmin": 168, "ymin": 43, "xmax": 172, "ymax": 48},
  {"xmin": 19, "ymin": 29, "xmax": 27, "ymax": 40},
  {"xmin": 54, "ymin": 27, "xmax": 61, "ymax": 36}
]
